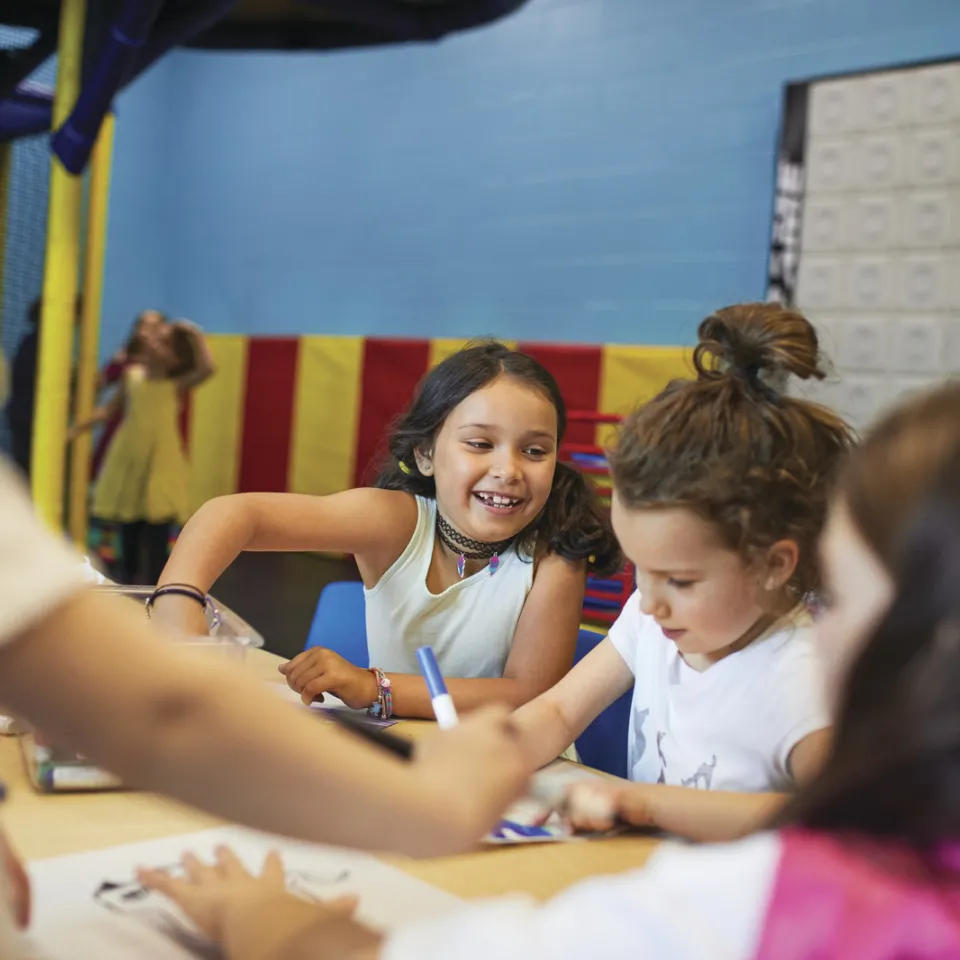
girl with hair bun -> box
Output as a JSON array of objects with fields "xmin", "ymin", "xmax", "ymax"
[{"xmin": 508, "ymin": 302, "xmax": 856, "ymax": 842}]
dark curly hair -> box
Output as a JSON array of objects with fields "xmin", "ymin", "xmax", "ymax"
[
  {"xmin": 608, "ymin": 302, "xmax": 855, "ymax": 597},
  {"xmin": 374, "ymin": 340, "xmax": 621, "ymax": 575}
]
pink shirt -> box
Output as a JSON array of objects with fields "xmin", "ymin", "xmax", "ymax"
[{"xmin": 758, "ymin": 830, "xmax": 960, "ymax": 959}]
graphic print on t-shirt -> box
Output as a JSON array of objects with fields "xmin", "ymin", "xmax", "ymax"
[
  {"xmin": 681, "ymin": 755, "xmax": 718, "ymax": 789},
  {"xmin": 633, "ymin": 708, "xmax": 650, "ymax": 762},
  {"xmin": 635, "ymin": 706, "xmax": 718, "ymax": 789}
]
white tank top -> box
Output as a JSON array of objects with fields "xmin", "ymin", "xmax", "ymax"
[{"xmin": 364, "ymin": 496, "xmax": 535, "ymax": 678}]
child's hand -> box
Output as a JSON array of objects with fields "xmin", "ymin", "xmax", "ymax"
[
  {"xmin": 564, "ymin": 781, "xmax": 657, "ymax": 833},
  {"xmin": 414, "ymin": 706, "xmax": 530, "ymax": 844},
  {"xmin": 279, "ymin": 649, "xmax": 379, "ymax": 709},
  {"xmin": 0, "ymin": 829, "xmax": 31, "ymax": 928},
  {"xmin": 138, "ymin": 846, "xmax": 357, "ymax": 950}
]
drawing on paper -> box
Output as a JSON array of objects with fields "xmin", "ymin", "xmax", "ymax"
[{"xmin": 94, "ymin": 866, "xmax": 351, "ymax": 948}]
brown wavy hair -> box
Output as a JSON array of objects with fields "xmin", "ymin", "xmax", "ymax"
[
  {"xmin": 782, "ymin": 382, "xmax": 960, "ymax": 844},
  {"xmin": 608, "ymin": 302, "xmax": 855, "ymax": 596}
]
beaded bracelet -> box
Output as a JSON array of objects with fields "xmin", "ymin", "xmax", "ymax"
[{"xmin": 366, "ymin": 667, "xmax": 393, "ymax": 720}]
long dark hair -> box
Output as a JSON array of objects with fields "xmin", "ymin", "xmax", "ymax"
[
  {"xmin": 374, "ymin": 340, "xmax": 621, "ymax": 575},
  {"xmin": 609, "ymin": 303, "xmax": 854, "ymax": 598},
  {"xmin": 782, "ymin": 383, "xmax": 960, "ymax": 847}
]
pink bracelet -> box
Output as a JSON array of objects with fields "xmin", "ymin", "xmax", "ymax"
[{"xmin": 367, "ymin": 668, "xmax": 393, "ymax": 719}]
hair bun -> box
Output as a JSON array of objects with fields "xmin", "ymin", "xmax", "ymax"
[{"xmin": 693, "ymin": 302, "xmax": 826, "ymax": 391}]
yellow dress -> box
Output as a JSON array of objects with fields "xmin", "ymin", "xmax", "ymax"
[{"xmin": 92, "ymin": 367, "xmax": 190, "ymax": 525}]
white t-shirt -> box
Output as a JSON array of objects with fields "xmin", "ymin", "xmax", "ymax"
[
  {"xmin": 384, "ymin": 833, "xmax": 779, "ymax": 960},
  {"xmin": 608, "ymin": 591, "xmax": 829, "ymax": 792},
  {"xmin": 0, "ymin": 459, "xmax": 86, "ymax": 955}
]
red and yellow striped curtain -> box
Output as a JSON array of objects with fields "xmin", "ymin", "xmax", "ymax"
[{"xmin": 184, "ymin": 336, "xmax": 693, "ymax": 514}]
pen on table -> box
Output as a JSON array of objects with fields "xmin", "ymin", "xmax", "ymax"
[{"xmin": 328, "ymin": 711, "xmax": 414, "ymax": 759}]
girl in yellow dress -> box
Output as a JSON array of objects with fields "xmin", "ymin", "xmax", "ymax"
[{"xmin": 71, "ymin": 318, "xmax": 215, "ymax": 583}]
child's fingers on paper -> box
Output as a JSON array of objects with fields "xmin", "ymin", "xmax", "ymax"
[
  {"xmin": 283, "ymin": 651, "xmax": 312, "ymax": 683},
  {"xmin": 261, "ymin": 850, "xmax": 286, "ymax": 883},
  {"xmin": 214, "ymin": 846, "xmax": 250, "ymax": 879},
  {"xmin": 137, "ymin": 867, "xmax": 183, "ymax": 899},
  {"xmin": 565, "ymin": 783, "xmax": 617, "ymax": 832},
  {"xmin": 181, "ymin": 852, "xmax": 219, "ymax": 884},
  {"xmin": 5, "ymin": 848, "xmax": 31, "ymax": 927},
  {"xmin": 325, "ymin": 894, "xmax": 359, "ymax": 916},
  {"xmin": 284, "ymin": 650, "xmax": 313, "ymax": 682},
  {"xmin": 302, "ymin": 676, "xmax": 330, "ymax": 706}
]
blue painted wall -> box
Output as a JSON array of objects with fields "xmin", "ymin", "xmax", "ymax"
[
  {"xmin": 105, "ymin": 0, "xmax": 960, "ymax": 347},
  {"xmin": 100, "ymin": 56, "xmax": 174, "ymax": 356}
]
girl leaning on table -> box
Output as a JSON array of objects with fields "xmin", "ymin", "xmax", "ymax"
[
  {"xmin": 141, "ymin": 382, "xmax": 960, "ymax": 960},
  {"xmin": 0, "ymin": 458, "xmax": 530, "ymax": 952}
]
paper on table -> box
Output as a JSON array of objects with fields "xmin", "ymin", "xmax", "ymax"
[{"xmin": 23, "ymin": 826, "xmax": 461, "ymax": 959}]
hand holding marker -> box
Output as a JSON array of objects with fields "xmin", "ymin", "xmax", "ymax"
[{"xmin": 416, "ymin": 646, "xmax": 570, "ymax": 837}]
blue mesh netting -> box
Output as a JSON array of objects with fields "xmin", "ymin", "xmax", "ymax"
[{"xmin": 0, "ymin": 24, "xmax": 57, "ymax": 453}]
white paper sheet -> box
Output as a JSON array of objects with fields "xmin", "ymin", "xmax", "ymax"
[{"xmin": 22, "ymin": 827, "xmax": 461, "ymax": 959}]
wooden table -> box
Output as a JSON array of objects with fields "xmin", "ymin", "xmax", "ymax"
[{"xmin": 0, "ymin": 650, "xmax": 657, "ymax": 901}]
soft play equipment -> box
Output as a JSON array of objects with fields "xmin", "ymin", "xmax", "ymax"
[{"xmin": 1, "ymin": 0, "xmax": 533, "ymax": 151}]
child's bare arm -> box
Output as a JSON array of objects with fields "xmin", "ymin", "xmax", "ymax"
[
  {"xmin": 68, "ymin": 382, "xmax": 125, "ymax": 439},
  {"xmin": 175, "ymin": 322, "xmax": 217, "ymax": 392},
  {"xmin": 0, "ymin": 589, "xmax": 528, "ymax": 857},
  {"xmin": 153, "ymin": 489, "xmax": 418, "ymax": 632},
  {"xmin": 510, "ymin": 637, "xmax": 635, "ymax": 770},
  {"xmin": 567, "ymin": 727, "xmax": 833, "ymax": 842}
]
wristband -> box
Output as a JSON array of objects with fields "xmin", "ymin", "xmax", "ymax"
[
  {"xmin": 366, "ymin": 668, "xmax": 393, "ymax": 720},
  {"xmin": 145, "ymin": 583, "xmax": 221, "ymax": 630}
]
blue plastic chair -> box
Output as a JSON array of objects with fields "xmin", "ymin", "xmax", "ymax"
[
  {"xmin": 573, "ymin": 628, "xmax": 632, "ymax": 778},
  {"xmin": 304, "ymin": 581, "xmax": 369, "ymax": 667}
]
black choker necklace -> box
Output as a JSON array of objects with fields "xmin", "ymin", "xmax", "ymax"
[{"xmin": 436, "ymin": 512, "xmax": 514, "ymax": 579}]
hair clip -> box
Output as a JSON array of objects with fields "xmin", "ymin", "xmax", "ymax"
[{"xmin": 399, "ymin": 461, "xmax": 412, "ymax": 475}]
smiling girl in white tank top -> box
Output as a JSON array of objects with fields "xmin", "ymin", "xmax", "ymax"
[{"xmin": 157, "ymin": 341, "xmax": 620, "ymax": 719}]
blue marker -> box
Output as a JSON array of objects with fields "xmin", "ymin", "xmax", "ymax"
[
  {"xmin": 416, "ymin": 646, "xmax": 459, "ymax": 730},
  {"xmin": 416, "ymin": 645, "xmax": 572, "ymax": 817}
]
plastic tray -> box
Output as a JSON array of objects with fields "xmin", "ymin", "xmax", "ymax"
[
  {"xmin": 19, "ymin": 584, "xmax": 264, "ymax": 793},
  {"xmin": 96, "ymin": 584, "xmax": 265, "ymax": 657}
]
